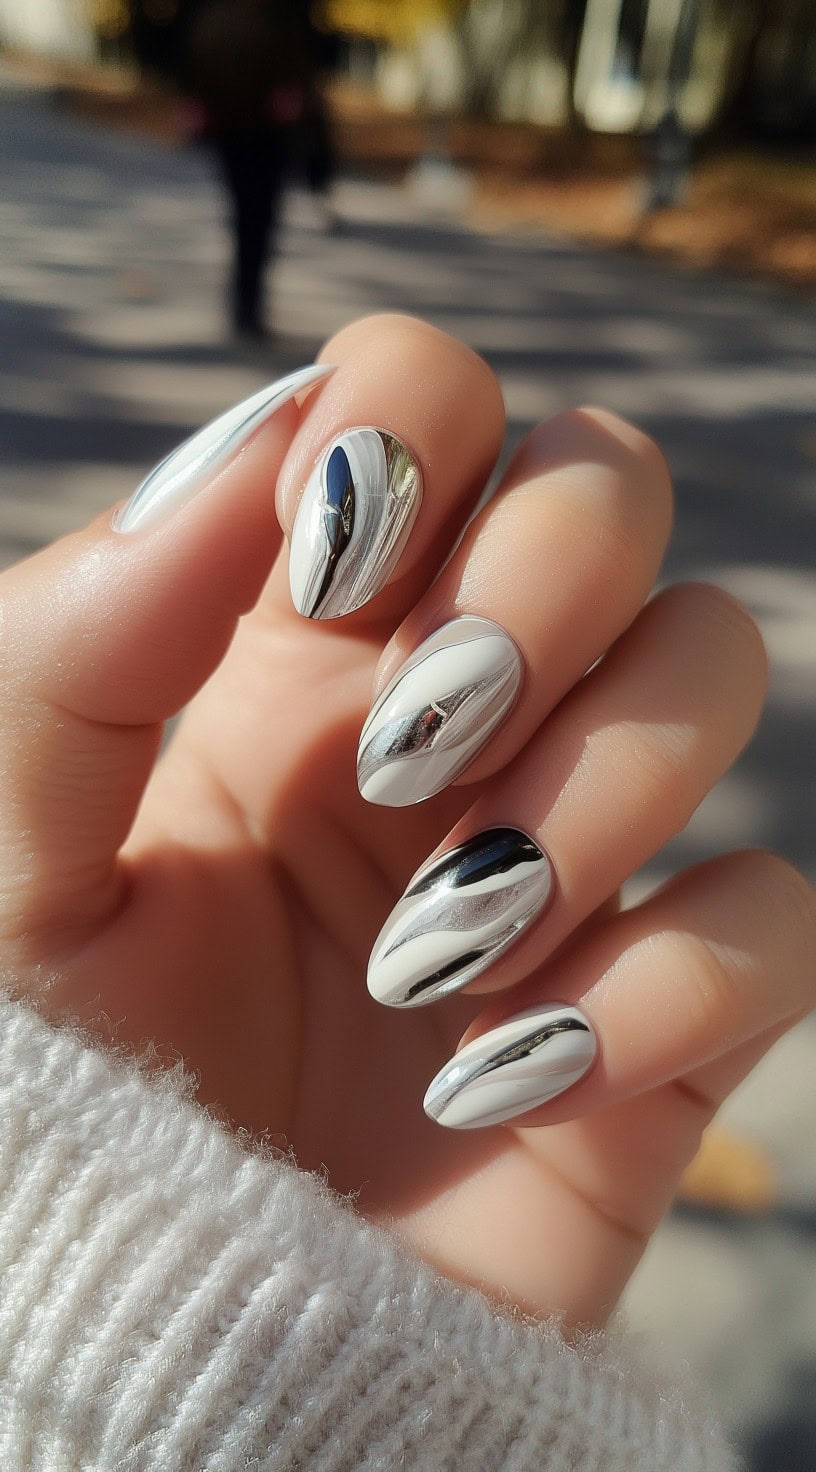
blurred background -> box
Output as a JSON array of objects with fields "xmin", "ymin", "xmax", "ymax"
[{"xmin": 0, "ymin": 2, "xmax": 814, "ymax": 1466}]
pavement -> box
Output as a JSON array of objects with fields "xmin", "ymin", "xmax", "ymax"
[{"xmin": 0, "ymin": 65, "xmax": 815, "ymax": 1469}]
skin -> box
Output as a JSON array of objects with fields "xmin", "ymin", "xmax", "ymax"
[{"xmin": 0, "ymin": 314, "xmax": 813, "ymax": 1330}]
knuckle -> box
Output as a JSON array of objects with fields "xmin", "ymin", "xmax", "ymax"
[
  {"xmin": 626, "ymin": 422, "xmax": 672, "ymax": 504},
  {"xmin": 677, "ymin": 931, "xmax": 744, "ymax": 1046},
  {"xmin": 665, "ymin": 582, "xmax": 767, "ymax": 672},
  {"xmin": 700, "ymin": 581, "xmax": 763, "ymax": 646},
  {"xmin": 628, "ymin": 722, "xmax": 694, "ymax": 815},
  {"xmin": 731, "ymin": 847, "xmax": 816, "ymax": 938},
  {"xmin": 652, "ymin": 582, "xmax": 769, "ymax": 715},
  {"xmin": 575, "ymin": 404, "xmax": 656, "ymax": 459},
  {"xmin": 677, "ymin": 850, "xmax": 816, "ymax": 1040},
  {"xmin": 576, "ymin": 406, "xmax": 674, "ymax": 518}
]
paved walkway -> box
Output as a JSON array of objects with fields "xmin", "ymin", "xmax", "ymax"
[{"xmin": 1, "ymin": 67, "xmax": 814, "ymax": 1469}]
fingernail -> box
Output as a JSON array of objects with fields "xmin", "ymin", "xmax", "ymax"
[
  {"xmin": 114, "ymin": 363, "xmax": 334, "ymax": 533},
  {"xmin": 288, "ymin": 427, "xmax": 422, "ymax": 619},
  {"xmin": 368, "ymin": 827, "xmax": 553, "ymax": 1008},
  {"xmin": 357, "ymin": 616, "xmax": 522, "ymax": 807},
  {"xmin": 423, "ymin": 1003, "xmax": 596, "ymax": 1130}
]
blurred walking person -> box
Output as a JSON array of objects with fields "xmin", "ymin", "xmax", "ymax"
[
  {"xmin": 297, "ymin": 23, "xmax": 341, "ymax": 234},
  {"xmin": 182, "ymin": 0, "xmax": 324, "ymax": 339}
]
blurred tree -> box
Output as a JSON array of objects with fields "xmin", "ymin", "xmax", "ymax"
[
  {"xmin": 121, "ymin": 0, "xmax": 814, "ymax": 141},
  {"xmin": 715, "ymin": 0, "xmax": 816, "ymax": 141},
  {"xmin": 82, "ymin": 0, "xmax": 130, "ymax": 61},
  {"xmin": 561, "ymin": 0, "xmax": 590, "ymax": 128},
  {"xmin": 87, "ymin": 0, "xmax": 130, "ymax": 43},
  {"xmin": 324, "ymin": 0, "xmax": 459, "ymax": 46},
  {"xmin": 451, "ymin": 0, "xmax": 559, "ymax": 118},
  {"xmin": 327, "ymin": 0, "xmax": 569, "ymax": 119}
]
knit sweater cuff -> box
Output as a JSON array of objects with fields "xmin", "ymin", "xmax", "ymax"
[{"xmin": 0, "ymin": 994, "xmax": 735, "ymax": 1471}]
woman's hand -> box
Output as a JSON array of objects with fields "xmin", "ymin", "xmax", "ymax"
[{"xmin": 1, "ymin": 315, "xmax": 812, "ymax": 1328}]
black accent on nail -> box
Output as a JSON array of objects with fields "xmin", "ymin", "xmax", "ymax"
[
  {"xmin": 311, "ymin": 445, "xmax": 355, "ymax": 617},
  {"xmin": 403, "ymin": 948, "xmax": 489, "ymax": 1004},
  {"xmin": 481, "ymin": 1017, "xmax": 592, "ymax": 1078},
  {"xmin": 425, "ymin": 1013, "xmax": 594, "ymax": 1121},
  {"xmin": 407, "ymin": 827, "xmax": 544, "ymax": 899}
]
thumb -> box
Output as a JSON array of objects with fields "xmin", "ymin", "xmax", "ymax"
[{"xmin": 0, "ymin": 366, "xmax": 329, "ymax": 959}]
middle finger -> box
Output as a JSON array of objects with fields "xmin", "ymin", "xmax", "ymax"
[{"xmin": 356, "ymin": 406, "xmax": 673, "ymax": 807}]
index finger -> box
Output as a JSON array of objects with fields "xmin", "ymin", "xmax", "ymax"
[{"xmin": 271, "ymin": 314, "xmax": 506, "ymax": 628}]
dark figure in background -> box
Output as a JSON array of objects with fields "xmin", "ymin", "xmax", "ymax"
[
  {"xmin": 182, "ymin": 0, "xmax": 328, "ymax": 338},
  {"xmin": 297, "ymin": 22, "xmax": 341, "ymax": 231}
]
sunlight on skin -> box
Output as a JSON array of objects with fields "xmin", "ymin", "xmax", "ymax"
[{"xmin": 0, "ymin": 89, "xmax": 813, "ymax": 1432}]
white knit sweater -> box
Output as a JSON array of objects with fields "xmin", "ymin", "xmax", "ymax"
[{"xmin": 0, "ymin": 993, "xmax": 736, "ymax": 1471}]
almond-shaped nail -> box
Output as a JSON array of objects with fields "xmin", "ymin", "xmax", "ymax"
[
  {"xmin": 368, "ymin": 827, "xmax": 553, "ymax": 1008},
  {"xmin": 423, "ymin": 1003, "xmax": 596, "ymax": 1130},
  {"xmin": 288, "ymin": 427, "xmax": 422, "ymax": 619},
  {"xmin": 357, "ymin": 616, "xmax": 522, "ymax": 807},
  {"xmin": 114, "ymin": 363, "xmax": 333, "ymax": 533}
]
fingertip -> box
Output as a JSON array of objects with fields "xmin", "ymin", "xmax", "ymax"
[
  {"xmin": 276, "ymin": 316, "xmax": 505, "ymax": 539},
  {"xmin": 113, "ymin": 365, "xmax": 332, "ymax": 537}
]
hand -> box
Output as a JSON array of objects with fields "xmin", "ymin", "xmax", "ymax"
[{"xmin": 2, "ymin": 315, "xmax": 812, "ymax": 1328}]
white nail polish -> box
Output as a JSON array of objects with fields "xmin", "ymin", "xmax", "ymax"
[
  {"xmin": 357, "ymin": 616, "xmax": 522, "ymax": 807},
  {"xmin": 288, "ymin": 427, "xmax": 422, "ymax": 619},
  {"xmin": 368, "ymin": 828, "xmax": 553, "ymax": 1007},
  {"xmin": 114, "ymin": 363, "xmax": 333, "ymax": 533},
  {"xmin": 423, "ymin": 1003, "xmax": 596, "ymax": 1130}
]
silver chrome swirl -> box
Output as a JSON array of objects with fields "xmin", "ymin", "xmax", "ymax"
[
  {"xmin": 367, "ymin": 826, "xmax": 552, "ymax": 1007},
  {"xmin": 423, "ymin": 1004, "xmax": 596, "ymax": 1130},
  {"xmin": 357, "ymin": 616, "xmax": 523, "ymax": 807}
]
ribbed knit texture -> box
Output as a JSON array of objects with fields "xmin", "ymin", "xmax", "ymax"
[{"xmin": 0, "ymin": 993, "xmax": 737, "ymax": 1471}]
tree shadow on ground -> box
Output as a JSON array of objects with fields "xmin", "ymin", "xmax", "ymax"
[{"xmin": 2, "ymin": 83, "xmax": 812, "ymax": 880}]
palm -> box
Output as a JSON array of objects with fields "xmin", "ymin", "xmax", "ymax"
[{"xmin": 127, "ymin": 581, "xmax": 488, "ymax": 1198}]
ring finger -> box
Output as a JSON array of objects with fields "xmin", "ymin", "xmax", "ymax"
[{"xmin": 269, "ymin": 313, "xmax": 506, "ymax": 628}]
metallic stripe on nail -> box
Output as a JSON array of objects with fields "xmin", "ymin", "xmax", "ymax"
[
  {"xmin": 288, "ymin": 427, "xmax": 422, "ymax": 620},
  {"xmin": 423, "ymin": 1004, "xmax": 596, "ymax": 1130},
  {"xmin": 357, "ymin": 616, "xmax": 522, "ymax": 807},
  {"xmin": 114, "ymin": 363, "xmax": 334, "ymax": 533},
  {"xmin": 368, "ymin": 827, "xmax": 552, "ymax": 1008}
]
